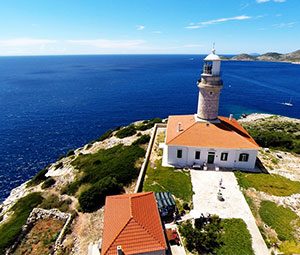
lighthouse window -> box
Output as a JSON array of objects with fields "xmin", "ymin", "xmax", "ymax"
[
  {"xmin": 177, "ymin": 149, "xmax": 182, "ymax": 158},
  {"xmin": 239, "ymin": 153, "xmax": 249, "ymax": 162}
]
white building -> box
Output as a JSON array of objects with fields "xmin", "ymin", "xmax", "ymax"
[{"xmin": 162, "ymin": 47, "xmax": 259, "ymax": 170}]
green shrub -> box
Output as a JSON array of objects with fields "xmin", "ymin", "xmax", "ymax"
[
  {"xmin": 0, "ymin": 192, "xmax": 43, "ymax": 253},
  {"xmin": 55, "ymin": 162, "xmax": 63, "ymax": 169},
  {"xmin": 71, "ymin": 144, "xmax": 145, "ymax": 193},
  {"xmin": 179, "ymin": 215, "xmax": 223, "ymax": 254},
  {"xmin": 78, "ymin": 177, "xmax": 123, "ymax": 212},
  {"xmin": 41, "ymin": 177, "xmax": 56, "ymax": 189},
  {"xmin": 27, "ymin": 168, "xmax": 48, "ymax": 187},
  {"xmin": 39, "ymin": 194, "xmax": 70, "ymax": 212},
  {"xmin": 97, "ymin": 129, "xmax": 114, "ymax": 141},
  {"xmin": 132, "ymin": 134, "xmax": 151, "ymax": 145},
  {"xmin": 66, "ymin": 150, "xmax": 75, "ymax": 157},
  {"xmin": 115, "ymin": 125, "xmax": 137, "ymax": 138}
]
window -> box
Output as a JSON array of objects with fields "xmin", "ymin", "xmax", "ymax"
[
  {"xmin": 177, "ymin": 149, "xmax": 182, "ymax": 159},
  {"xmin": 221, "ymin": 152, "xmax": 228, "ymax": 161},
  {"xmin": 239, "ymin": 153, "xmax": 249, "ymax": 162},
  {"xmin": 195, "ymin": 151, "xmax": 200, "ymax": 160}
]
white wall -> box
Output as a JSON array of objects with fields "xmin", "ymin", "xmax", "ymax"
[{"xmin": 166, "ymin": 145, "xmax": 257, "ymax": 170}]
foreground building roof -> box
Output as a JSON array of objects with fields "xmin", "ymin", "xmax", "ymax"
[
  {"xmin": 101, "ymin": 192, "xmax": 167, "ymax": 255},
  {"xmin": 166, "ymin": 115, "xmax": 259, "ymax": 149}
]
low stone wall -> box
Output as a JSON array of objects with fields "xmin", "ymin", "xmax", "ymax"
[
  {"xmin": 6, "ymin": 208, "xmax": 72, "ymax": 255},
  {"xmin": 134, "ymin": 123, "xmax": 167, "ymax": 193}
]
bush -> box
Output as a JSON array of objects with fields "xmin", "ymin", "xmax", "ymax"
[
  {"xmin": 115, "ymin": 125, "xmax": 137, "ymax": 138},
  {"xmin": 179, "ymin": 215, "xmax": 223, "ymax": 254},
  {"xmin": 0, "ymin": 192, "xmax": 43, "ymax": 253},
  {"xmin": 79, "ymin": 177, "xmax": 123, "ymax": 212},
  {"xmin": 39, "ymin": 194, "xmax": 71, "ymax": 212},
  {"xmin": 97, "ymin": 129, "xmax": 114, "ymax": 142},
  {"xmin": 27, "ymin": 167, "xmax": 48, "ymax": 187},
  {"xmin": 66, "ymin": 150, "xmax": 75, "ymax": 157},
  {"xmin": 132, "ymin": 134, "xmax": 151, "ymax": 145},
  {"xmin": 71, "ymin": 144, "xmax": 145, "ymax": 194},
  {"xmin": 42, "ymin": 177, "xmax": 56, "ymax": 189}
]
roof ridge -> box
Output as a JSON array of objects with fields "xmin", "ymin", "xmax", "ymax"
[
  {"xmin": 103, "ymin": 217, "xmax": 132, "ymax": 255},
  {"xmin": 220, "ymin": 117, "xmax": 259, "ymax": 147},
  {"xmin": 132, "ymin": 217, "xmax": 166, "ymax": 249},
  {"xmin": 167, "ymin": 120, "xmax": 197, "ymax": 145}
]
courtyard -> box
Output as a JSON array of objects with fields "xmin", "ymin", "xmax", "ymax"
[{"xmin": 190, "ymin": 170, "xmax": 269, "ymax": 255}]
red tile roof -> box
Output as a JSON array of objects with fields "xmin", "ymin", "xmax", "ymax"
[
  {"xmin": 166, "ymin": 115, "xmax": 259, "ymax": 149},
  {"xmin": 101, "ymin": 192, "xmax": 167, "ymax": 255}
]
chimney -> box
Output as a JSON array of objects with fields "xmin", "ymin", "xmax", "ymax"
[
  {"xmin": 177, "ymin": 122, "xmax": 182, "ymax": 132},
  {"xmin": 229, "ymin": 114, "xmax": 233, "ymax": 121},
  {"xmin": 117, "ymin": 246, "xmax": 123, "ymax": 255}
]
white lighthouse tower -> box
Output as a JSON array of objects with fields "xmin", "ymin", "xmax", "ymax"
[{"xmin": 196, "ymin": 46, "xmax": 223, "ymax": 121}]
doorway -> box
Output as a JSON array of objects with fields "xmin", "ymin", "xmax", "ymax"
[{"xmin": 207, "ymin": 152, "xmax": 215, "ymax": 164}]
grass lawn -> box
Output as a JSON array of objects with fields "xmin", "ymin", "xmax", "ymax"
[
  {"xmin": 0, "ymin": 192, "xmax": 43, "ymax": 254},
  {"xmin": 235, "ymin": 172, "xmax": 300, "ymax": 196},
  {"xmin": 143, "ymin": 160, "xmax": 193, "ymax": 203},
  {"xmin": 217, "ymin": 218, "xmax": 254, "ymax": 255},
  {"xmin": 259, "ymin": 200, "xmax": 299, "ymax": 242}
]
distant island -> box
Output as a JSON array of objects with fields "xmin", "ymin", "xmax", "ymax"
[{"xmin": 222, "ymin": 49, "xmax": 300, "ymax": 63}]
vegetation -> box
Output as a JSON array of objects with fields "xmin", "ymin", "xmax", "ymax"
[
  {"xmin": 78, "ymin": 176, "xmax": 123, "ymax": 212},
  {"xmin": 41, "ymin": 177, "xmax": 56, "ymax": 189},
  {"xmin": 27, "ymin": 168, "xmax": 48, "ymax": 187},
  {"xmin": 242, "ymin": 118, "xmax": 300, "ymax": 154},
  {"xmin": 115, "ymin": 125, "xmax": 137, "ymax": 138},
  {"xmin": 39, "ymin": 194, "xmax": 71, "ymax": 212},
  {"xmin": 70, "ymin": 143, "xmax": 146, "ymax": 211},
  {"xmin": 235, "ymin": 172, "xmax": 300, "ymax": 196},
  {"xmin": 14, "ymin": 218, "xmax": 64, "ymax": 255},
  {"xmin": 179, "ymin": 215, "xmax": 223, "ymax": 254},
  {"xmin": 132, "ymin": 134, "xmax": 151, "ymax": 145},
  {"xmin": 96, "ymin": 129, "xmax": 114, "ymax": 142},
  {"xmin": 259, "ymin": 201, "xmax": 299, "ymax": 242},
  {"xmin": 115, "ymin": 118, "xmax": 162, "ymax": 138},
  {"xmin": 143, "ymin": 160, "xmax": 193, "ymax": 203},
  {"xmin": 0, "ymin": 193, "xmax": 43, "ymax": 253},
  {"xmin": 217, "ymin": 219, "xmax": 254, "ymax": 255},
  {"xmin": 179, "ymin": 217, "xmax": 253, "ymax": 255}
]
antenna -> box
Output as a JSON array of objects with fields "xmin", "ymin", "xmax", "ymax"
[{"xmin": 212, "ymin": 42, "xmax": 216, "ymax": 54}]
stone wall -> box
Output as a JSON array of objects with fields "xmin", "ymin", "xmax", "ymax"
[{"xmin": 6, "ymin": 208, "xmax": 72, "ymax": 255}]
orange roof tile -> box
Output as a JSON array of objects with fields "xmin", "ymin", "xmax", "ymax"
[
  {"xmin": 101, "ymin": 192, "xmax": 167, "ymax": 255},
  {"xmin": 166, "ymin": 115, "xmax": 259, "ymax": 149}
]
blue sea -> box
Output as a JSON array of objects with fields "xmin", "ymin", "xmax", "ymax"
[{"xmin": 0, "ymin": 55, "xmax": 299, "ymax": 201}]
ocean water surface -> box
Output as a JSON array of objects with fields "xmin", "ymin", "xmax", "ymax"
[{"xmin": 0, "ymin": 55, "xmax": 299, "ymax": 201}]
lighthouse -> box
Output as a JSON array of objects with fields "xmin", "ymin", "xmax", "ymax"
[{"xmin": 196, "ymin": 46, "xmax": 223, "ymax": 121}]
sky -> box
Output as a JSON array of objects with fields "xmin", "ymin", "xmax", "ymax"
[{"xmin": 0, "ymin": 0, "xmax": 298, "ymax": 55}]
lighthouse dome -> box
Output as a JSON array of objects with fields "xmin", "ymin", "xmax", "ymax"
[{"xmin": 204, "ymin": 52, "xmax": 221, "ymax": 61}]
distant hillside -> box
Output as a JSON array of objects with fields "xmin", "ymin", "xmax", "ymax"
[
  {"xmin": 226, "ymin": 49, "xmax": 300, "ymax": 63},
  {"xmin": 231, "ymin": 54, "xmax": 256, "ymax": 61}
]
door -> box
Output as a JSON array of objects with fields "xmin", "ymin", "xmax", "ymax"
[{"xmin": 207, "ymin": 152, "xmax": 215, "ymax": 164}]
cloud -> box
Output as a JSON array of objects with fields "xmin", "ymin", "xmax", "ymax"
[
  {"xmin": 136, "ymin": 25, "xmax": 145, "ymax": 31},
  {"xmin": 0, "ymin": 38, "xmax": 57, "ymax": 47},
  {"xmin": 67, "ymin": 39, "xmax": 145, "ymax": 48},
  {"xmin": 152, "ymin": 30, "xmax": 162, "ymax": 34},
  {"xmin": 256, "ymin": 0, "xmax": 286, "ymax": 3},
  {"xmin": 185, "ymin": 15, "xmax": 251, "ymax": 29},
  {"xmin": 240, "ymin": 3, "xmax": 250, "ymax": 10},
  {"xmin": 272, "ymin": 22, "xmax": 297, "ymax": 28}
]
